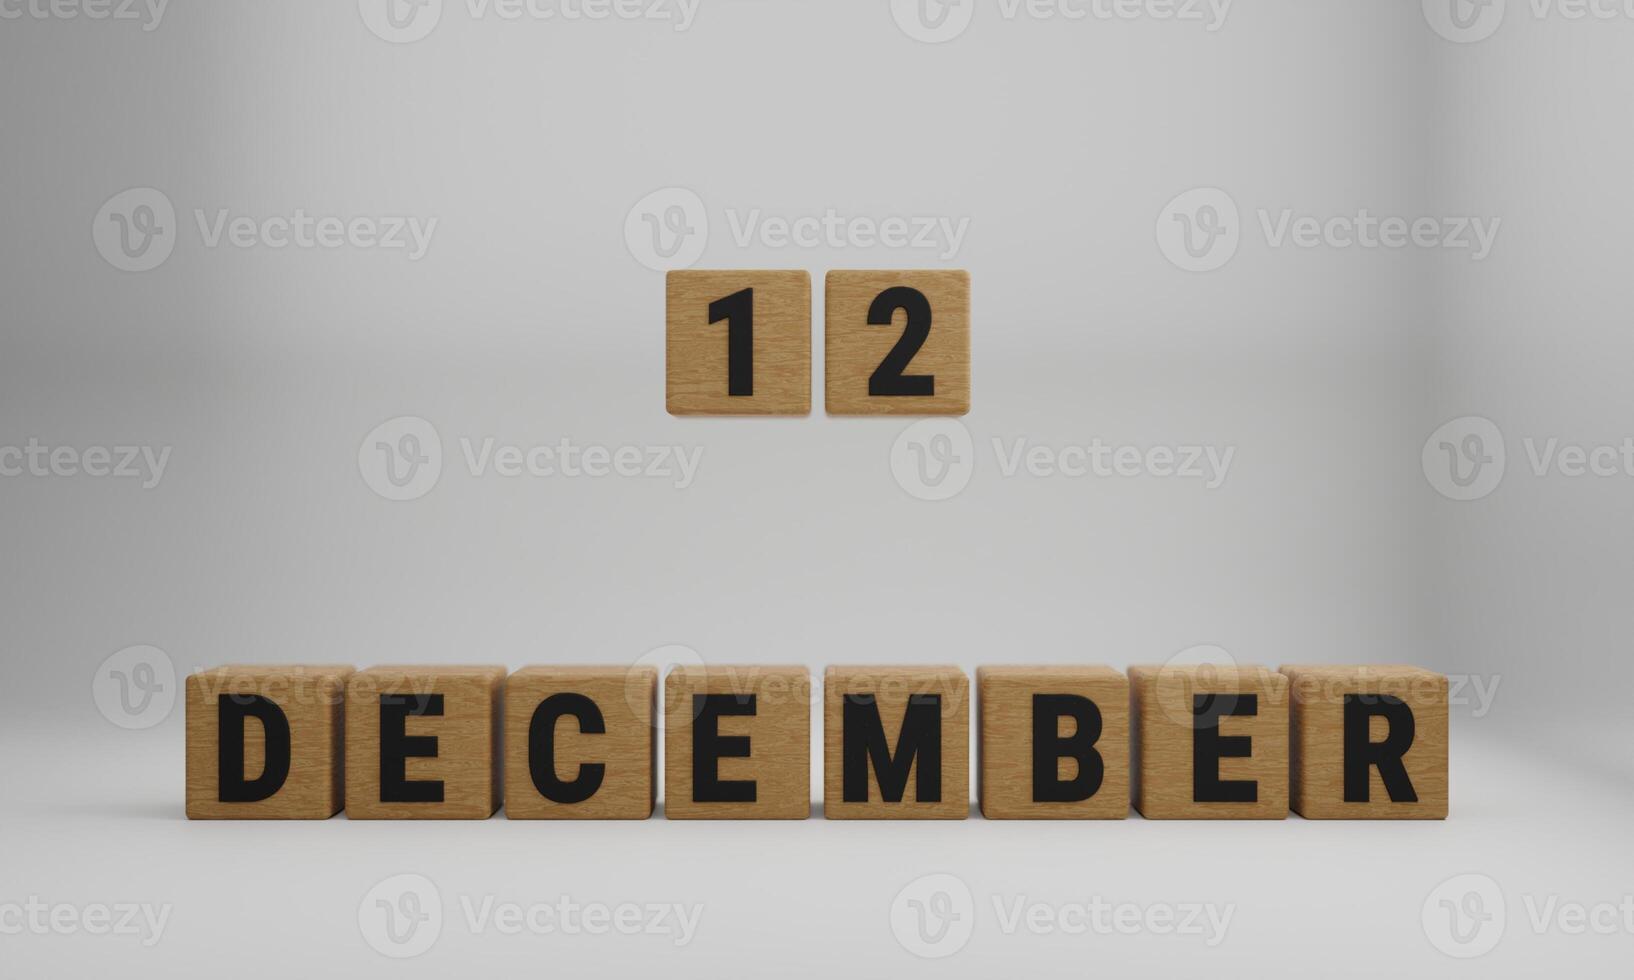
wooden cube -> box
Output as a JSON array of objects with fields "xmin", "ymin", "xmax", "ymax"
[
  {"xmin": 1129, "ymin": 664, "xmax": 1289, "ymax": 820},
  {"xmin": 345, "ymin": 666, "xmax": 505, "ymax": 819},
  {"xmin": 663, "ymin": 665, "xmax": 810, "ymax": 819},
  {"xmin": 977, "ymin": 666, "xmax": 1128, "ymax": 820},
  {"xmin": 824, "ymin": 666, "xmax": 969, "ymax": 819},
  {"xmin": 505, "ymin": 666, "xmax": 656, "ymax": 819},
  {"xmin": 667, "ymin": 270, "xmax": 811, "ymax": 416},
  {"xmin": 825, "ymin": 270, "xmax": 970, "ymax": 416},
  {"xmin": 185, "ymin": 666, "xmax": 353, "ymax": 819},
  {"xmin": 1281, "ymin": 665, "xmax": 1448, "ymax": 820}
]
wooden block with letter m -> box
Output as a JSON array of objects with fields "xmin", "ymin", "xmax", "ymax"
[
  {"xmin": 824, "ymin": 665, "xmax": 969, "ymax": 819},
  {"xmin": 1281, "ymin": 665, "xmax": 1448, "ymax": 819}
]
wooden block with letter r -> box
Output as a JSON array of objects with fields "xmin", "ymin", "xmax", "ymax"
[
  {"xmin": 667, "ymin": 270, "xmax": 811, "ymax": 416},
  {"xmin": 1281, "ymin": 665, "xmax": 1448, "ymax": 819},
  {"xmin": 824, "ymin": 665, "xmax": 969, "ymax": 819},
  {"xmin": 825, "ymin": 270, "xmax": 969, "ymax": 416},
  {"xmin": 663, "ymin": 665, "xmax": 811, "ymax": 819},
  {"xmin": 977, "ymin": 666, "xmax": 1128, "ymax": 819},
  {"xmin": 345, "ymin": 666, "xmax": 505, "ymax": 820},
  {"xmin": 505, "ymin": 666, "xmax": 656, "ymax": 819},
  {"xmin": 1129, "ymin": 664, "xmax": 1288, "ymax": 820},
  {"xmin": 185, "ymin": 665, "xmax": 353, "ymax": 819}
]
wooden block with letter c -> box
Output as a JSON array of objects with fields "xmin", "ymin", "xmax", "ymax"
[
  {"xmin": 825, "ymin": 270, "xmax": 970, "ymax": 416},
  {"xmin": 666, "ymin": 270, "xmax": 812, "ymax": 416},
  {"xmin": 823, "ymin": 665, "xmax": 970, "ymax": 819},
  {"xmin": 344, "ymin": 665, "xmax": 505, "ymax": 819},
  {"xmin": 185, "ymin": 665, "xmax": 353, "ymax": 819},
  {"xmin": 1281, "ymin": 665, "xmax": 1448, "ymax": 819},
  {"xmin": 504, "ymin": 666, "xmax": 656, "ymax": 819},
  {"xmin": 1129, "ymin": 664, "xmax": 1289, "ymax": 820},
  {"xmin": 663, "ymin": 665, "xmax": 811, "ymax": 819},
  {"xmin": 977, "ymin": 666, "xmax": 1129, "ymax": 820}
]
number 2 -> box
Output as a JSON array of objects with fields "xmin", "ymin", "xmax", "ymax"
[{"xmin": 867, "ymin": 286, "xmax": 934, "ymax": 397}]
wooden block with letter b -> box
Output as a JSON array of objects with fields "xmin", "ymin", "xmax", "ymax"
[
  {"xmin": 824, "ymin": 665, "xmax": 969, "ymax": 819},
  {"xmin": 663, "ymin": 665, "xmax": 811, "ymax": 819},
  {"xmin": 1281, "ymin": 665, "xmax": 1448, "ymax": 819},
  {"xmin": 666, "ymin": 270, "xmax": 811, "ymax": 416},
  {"xmin": 977, "ymin": 666, "xmax": 1128, "ymax": 819},
  {"xmin": 825, "ymin": 270, "xmax": 969, "ymax": 416},
  {"xmin": 345, "ymin": 666, "xmax": 505, "ymax": 819},
  {"xmin": 185, "ymin": 665, "xmax": 353, "ymax": 819},
  {"xmin": 1129, "ymin": 664, "xmax": 1289, "ymax": 820},
  {"xmin": 505, "ymin": 666, "xmax": 656, "ymax": 820}
]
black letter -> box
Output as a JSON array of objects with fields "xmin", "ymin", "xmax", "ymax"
[
  {"xmin": 842, "ymin": 693, "xmax": 942, "ymax": 803},
  {"xmin": 1343, "ymin": 693, "xmax": 1418, "ymax": 803},
  {"xmin": 1193, "ymin": 693, "xmax": 1258, "ymax": 803},
  {"xmin": 380, "ymin": 693, "xmax": 444, "ymax": 803},
  {"xmin": 217, "ymin": 694, "xmax": 291, "ymax": 803},
  {"xmin": 692, "ymin": 694, "xmax": 756, "ymax": 803},
  {"xmin": 529, "ymin": 693, "xmax": 606, "ymax": 805},
  {"xmin": 1032, "ymin": 694, "xmax": 1104, "ymax": 803}
]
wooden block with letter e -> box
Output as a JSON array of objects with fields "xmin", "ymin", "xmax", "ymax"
[
  {"xmin": 1129, "ymin": 664, "xmax": 1289, "ymax": 820},
  {"xmin": 824, "ymin": 665, "xmax": 969, "ymax": 819},
  {"xmin": 345, "ymin": 666, "xmax": 505, "ymax": 819},
  {"xmin": 663, "ymin": 665, "xmax": 811, "ymax": 819},
  {"xmin": 185, "ymin": 665, "xmax": 353, "ymax": 819},
  {"xmin": 505, "ymin": 666, "xmax": 656, "ymax": 819},
  {"xmin": 825, "ymin": 270, "xmax": 969, "ymax": 416},
  {"xmin": 666, "ymin": 270, "xmax": 811, "ymax": 416},
  {"xmin": 1281, "ymin": 665, "xmax": 1448, "ymax": 819},
  {"xmin": 977, "ymin": 666, "xmax": 1128, "ymax": 820}
]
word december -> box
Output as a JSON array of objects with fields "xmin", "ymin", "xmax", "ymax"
[{"xmin": 184, "ymin": 664, "xmax": 1449, "ymax": 821}]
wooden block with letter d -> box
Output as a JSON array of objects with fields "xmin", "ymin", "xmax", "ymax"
[
  {"xmin": 824, "ymin": 665, "xmax": 969, "ymax": 819},
  {"xmin": 666, "ymin": 270, "xmax": 811, "ymax": 416},
  {"xmin": 977, "ymin": 666, "xmax": 1128, "ymax": 819},
  {"xmin": 345, "ymin": 666, "xmax": 505, "ymax": 819},
  {"xmin": 663, "ymin": 665, "xmax": 811, "ymax": 819},
  {"xmin": 1281, "ymin": 665, "xmax": 1448, "ymax": 819},
  {"xmin": 185, "ymin": 665, "xmax": 353, "ymax": 819},
  {"xmin": 1129, "ymin": 664, "xmax": 1289, "ymax": 820},
  {"xmin": 504, "ymin": 666, "xmax": 656, "ymax": 819},
  {"xmin": 825, "ymin": 270, "xmax": 969, "ymax": 416}
]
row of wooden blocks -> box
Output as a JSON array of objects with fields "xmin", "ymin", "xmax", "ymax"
[
  {"xmin": 667, "ymin": 270, "xmax": 970, "ymax": 416},
  {"xmin": 185, "ymin": 664, "xmax": 1448, "ymax": 821}
]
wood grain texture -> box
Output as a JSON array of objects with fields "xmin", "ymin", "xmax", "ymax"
[
  {"xmin": 824, "ymin": 270, "xmax": 970, "ymax": 416},
  {"xmin": 1281, "ymin": 665, "xmax": 1448, "ymax": 820},
  {"xmin": 666, "ymin": 270, "xmax": 811, "ymax": 416},
  {"xmin": 1129, "ymin": 664, "xmax": 1289, "ymax": 820},
  {"xmin": 977, "ymin": 666, "xmax": 1128, "ymax": 820},
  {"xmin": 823, "ymin": 666, "xmax": 969, "ymax": 819},
  {"xmin": 185, "ymin": 666, "xmax": 353, "ymax": 819},
  {"xmin": 345, "ymin": 666, "xmax": 505, "ymax": 820},
  {"xmin": 505, "ymin": 666, "xmax": 655, "ymax": 820},
  {"xmin": 663, "ymin": 666, "xmax": 810, "ymax": 819}
]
